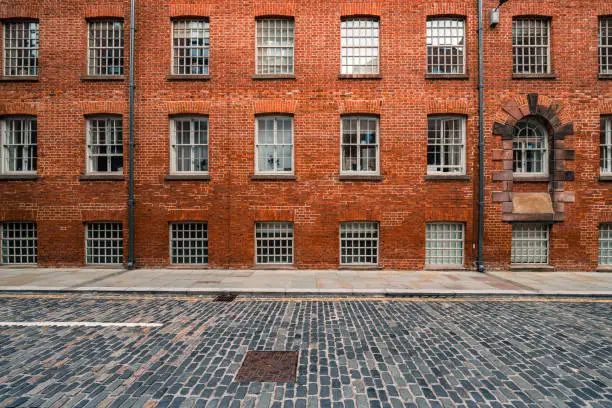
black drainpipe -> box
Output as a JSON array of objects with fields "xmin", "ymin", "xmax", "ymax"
[
  {"xmin": 477, "ymin": 0, "xmax": 485, "ymax": 272},
  {"xmin": 127, "ymin": 0, "xmax": 136, "ymax": 269}
]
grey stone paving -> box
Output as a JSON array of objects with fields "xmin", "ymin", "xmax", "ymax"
[{"xmin": 0, "ymin": 295, "xmax": 610, "ymax": 408}]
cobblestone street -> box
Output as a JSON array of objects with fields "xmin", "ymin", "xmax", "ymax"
[{"xmin": 0, "ymin": 295, "xmax": 610, "ymax": 408}]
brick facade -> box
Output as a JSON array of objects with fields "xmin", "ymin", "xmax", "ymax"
[{"xmin": 0, "ymin": 0, "xmax": 610, "ymax": 271}]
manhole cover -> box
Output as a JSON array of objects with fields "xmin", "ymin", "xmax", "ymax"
[
  {"xmin": 213, "ymin": 294, "xmax": 237, "ymax": 302},
  {"xmin": 235, "ymin": 351, "xmax": 298, "ymax": 382}
]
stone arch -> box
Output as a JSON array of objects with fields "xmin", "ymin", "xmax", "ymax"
[{"xmin": 491, "ymin": 93, "xmax": 575, "ymax": 223}]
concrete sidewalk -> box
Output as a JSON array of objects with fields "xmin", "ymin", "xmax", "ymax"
[{"xmin": 0, "ymin": 267, "xmax": 611, "ymax": 296}]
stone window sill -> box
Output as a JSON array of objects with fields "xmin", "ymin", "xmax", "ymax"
[
  {"xmin": 338, "ymin": 265, "xmax": 382, "ymax": 270},
  {"xmin": 250, "ymin": 174, "xmax": 296, "ymax": 181},
  {"xmin": 424, "ymin": 265, "xmax": 466, "ymax": 271},
  {"xmin": 510, "ymin": 265, "xmax": 554, "ymax": 271},
  {"xmin": 424, "ymin": 174, "xmax": 470, "ymax": 181},
  {"xmin": 165, "ymin": 174, "xmax": 211, "ymax": 181},
  {"xmin": 596, "ymin": 266, "xmax": 612, "ymax": 272},
  {"xmin": 513, "ymin": 175, "xmax": 549, "ymax": 182},
  {"xmin": 0, "ymin": 174, "xmax": 38, "ymax": 181},
  {"xmin": 338, "ymin": 74, "xmax": 382, "ymax": 80},
  {"xmin": 598, "ymin": 74, "xmax": 612, "ymax": 80},
  {"xmin": 79, "ymin": 174, "xmax": 125, "ymax": 181},
  {"xmin": 512, "ymin": 73, "xmax": 558, "ymax": 80},
  {"xmin": 81, "ymin": 75, "xmax": 125, "ymax": 82},
  {"xmin": 254, "ymin": 265, "xmax": 296, "ymax": 270},
  {"xmin": 167, "ymin": 74, "xmax": 211, "ymax": 81},
  {"xmin": 0, "ymin": 76, "xmax": 38, "ymax": 82},
  {"xmin": 424, "ymin": 74, "xmax": 469, "ymax": 80},
  {"xmin": 599, "ymin": 175, "xmax": 612, "ymax": 182},
  {"xmin": 167, "ymin": 265, "xmax": 210, "ymax": 269},
  {"xmin": 251, "ymin": 74, "xmax": 296, "ymax": 80},
  {"xmin": 339, "ymin": 174, "xmax": 383, "ymax": 182}
]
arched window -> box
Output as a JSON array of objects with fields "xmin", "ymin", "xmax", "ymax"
[{"xmin": 513, "ymin": 118, "xmax": 548, "ymax": 175}]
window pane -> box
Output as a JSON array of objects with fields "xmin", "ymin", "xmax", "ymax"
[
  {"xmin": 3, "ymin": 22, "xmax": 39, "ymax": 77},
  {"xmin": 601, "ymin": 117, "xmax": 612, "ymax": 175},
  {"xmin": 1, "ymin": 222, "xmax": 37, "ymax": 264},
  {"xmin": 256, "ymin": 19, "xmax": 294, "ymax": 75},
  {"xmin": 341, "ymin": 18, "xmax": 379, "ymax": 74},
  {"xmin": 88, "ymin": 20, "xmax": 124, "ymax": 76},
  {"xmin": 172, "ymin": 20, "xmax": 210, "ymax": 75},
  {"xmin": 341, "ymin": 117, "xmax": 378, "ymax": 173},
  {"xmin": 340, "ymin": 222, "xmax": 379, "ymax": 265},
  {"xmin": 171, "ymin": 117, "xmax": 209, "ymax": 173},
  {"xmin": 425, "ymin": 223, "xmax": 464, "ymax": 266},
  {"xmin": 426, "ymin": 18, "xmax": 465, "ymax": 74},
  {"xmin": 513, "ymin": 118, "xmax": 548, "ymax": 175},
  {"xmin": 513, "ymin": 18, "xmax": 550, "ymax": 74},
  {"xmin": 255, "ymin": 116, "xmax": 293, "ymax": 173},
  {"xmin": 2, "ymin": 117, "xmax": 37, "ymax": 173},
  {"xmin": 86, "ymin": 223, "xmax": 123, "ymax": 264},
  {"xmin": 255, "ymin": 222, "xmax": 293, "ymax": 264},
  {"xmin": 170, "ymin": 222, "xmax": 208, "ymax": 264},
  {"xmin": 427, "ymin": 116, "xmax": 465, "ymax": 174},
  {"xmin": 88, "ymin": 117, "xmax": 123, "ymax": 173},
  {"xmin": 511, "ymin": 224, "xmax": 549, "ymax": 264}
]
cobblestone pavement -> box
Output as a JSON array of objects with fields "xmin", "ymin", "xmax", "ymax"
[{"xmin": 0, "ymin": 295, "xmax": 610, "ymax": 408}]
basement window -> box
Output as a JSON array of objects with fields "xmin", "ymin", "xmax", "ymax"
[
  {"xmin": 0, "ymin": 117, "xmax": 37, "ymax": 174},
  {"xmin": 170, "ymin": 116, "xmax": 209, "ymax": 173},
  {"xmin": 255, "ymin": 222, "xmax": 294, "ymax": 265},
  {"xmin": 600, "ymin": 17, "xmax": 612, "ymax": 75},
  {"xmin": 256, "ymin": 18, "xmax": 294, "ymax": 75},
  {"xmin": 86, "ymin": 116, "xmax": 123, "ymax": 174},
  {"xmin": 425, "ymin": 223, "xmax": 464, "ymax": 266},
  {"xmin": 512, "ymin": 18, "xmax": 551, "ymax": 75},
  {"xmin": 87, "ymin": 20, "xmax": 124, "ymax": 76},
  {"xmin": 2, "ymin": 21, "xmax": 39, "ymax": 77},
  {"xmin": 86, "ymin": 223, "xmax": 123, "ymax": 265},
  {"xmin": 1, "ymin": 222, "xmax": 37, "ymax": 264},
  {"xmin": 427, "ymin": 116, "xmax": 465, "ymax": 174},
  {"xmin": 426, "ymin": 17, "xmax": 465, "ymax": 75},
  {"xmin": 170, "ymin": 222, "xmax": 208, "ymax": 265},
  {"xmin": 602, "ymin": 116, "xmax": 612, "ymax": 176},
  {"xmin": 340, "ymin": 222, "xmax": 379, "ymax": 265},
  {"xmin": 511, "ymin": 223, "xmax": 549, "ymax": 265},
  {"xmin": 341, "ymin": 17, "xmax": 379, "ymax": 75},
  {"xmin": 600, "ymin": 224, "xmax": 612, "ymax": 266},
  {"xmin": 172, "ymin": 19, "xmax": 210, "ymax": 75}
]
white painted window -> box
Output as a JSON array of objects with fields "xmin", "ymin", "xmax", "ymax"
[
  {"xmin": 600, "ymin": 224, "xmax": 612, "ymax": 266},
  {"xmin": 1, "ymin": 117, "xmax": 37, "ymax": 174},
  {"xmin": 255, "ymin": 222, "xmax": 293, "ymax": 264},
  {"xmin": 86, "ymin": 116, "xmax": 123, "ymax": 174},
  {"xmin": 170, "ymin": 117, "xmax": 209, "ymax": 173},
  {"xmin": 601, "ymin": 117, "xmax": 612, "ymax": 175},
  {"xmin": 256, "ymin": 18, "xmax": 294, "ymax": 75},
  {"xmin": 341, "ymin": 17, "xmax": 379, "ymax": 75},
  {"xmin": 600, "ymin": 17, "xmax": 612, "ymax": 75},
  {"xmin": 426, "ymin": 17, "xmax": 465, "ymax": 75},
  {"xmin": 172, "ymin": 20, "xmax": 209, "ymax": 75},
  {"xmin": 341, "ymin": 116, "xmax": 379, "ymax": 174},
  {"xmin": 170, "ymin": 222, "xmax": 208, "ymax": 265},
  {"xmin": 425, "ymin": 223, "xmax": 464, "ymax": 266},
  {"xmin": 513, "ymin": 18, "xmax": 551, "ymax": 74},
  {"xmin": 340, "ymin": 222, "xmax": 379, "ymax": 265},
  {"xmin": 2, "ymin": 21, "xmax": 39, "ymax": 77},
  {"xmin": 513, "ymin": 118, "xmax": 548, "ymax": 175},
  {"xmin": 86, "ymin": 223, "xmax": 123, "ymax": 265},
  {"xmin": 1, "ymin": 222, "xmax": 37, "ymax": 264},
  {"xmin": 255, "ymin": 116, "xmax": 293, "ymax": 174},
  {"xmin": 87, "ymin": 20, "xmax": 124, "ymax": 76},
  {"xmin": 427, "ymin": 116, "xmax": 465, "ymax": 174},
  {"xmin": 511, "ymin": 223, "xmax": 549, "ymax": 265}
]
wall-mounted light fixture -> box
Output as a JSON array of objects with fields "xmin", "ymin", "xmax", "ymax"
[{"xmin": 490, "ymin": 0, "xmax": 509, "ymax": 27}]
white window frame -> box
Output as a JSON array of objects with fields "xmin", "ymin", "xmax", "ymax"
[
  {"xmin": 170, "ymin": 116, "xmax": 209, "ymax": 174},
  {"xmin": 2, "ymin": 21, "xmax": 39, "ymax": 77},
  {"xmin": 339, "ymin": 221, "xmax": 379, "ymax": 266},
  {"xmin": 87, "ymin": 19, "xmax": 124, "ymax": 76},
  {"xmin": 0, "ymin": 116, "xmax": 37, "ymax": 175},
  {"xmin": 85, "ymin": 222, "xmax": 123, "ymax": 265},
  {"xmin": 86, "ymin": 116, "xmax": 124, "ymax": 174},
  {"xmin": 512, "ymin": 17, "xmax": 551, "ymax": 75},
  {"xmin": 340, "ymin": 116, "xmax": 380, "ymax": 175},
  {"xmin": 255, "ymin": 18, "xmax": 294, "ymax": 75},
  {"xmin": 599, "ymin": 224, "xmax": 612, "ymax": 266},
  {"xmin": 340, "ymin": 17, "xmax": 380, "ymax": 75},
  {"xmin": 171, "ymin": 19, "xmax": 210, "ymax": 76},
  {"xmin": 513, "ymin": 118, "xmax": 549, "ymax": 176},
  {"xmin": 254, "ymin": 222, "xmax": 294, "ymax": 265},
  {"xmin": 1, "ymin": 222, "xmax": 38, "ymax": 265},
  {"xmin": 599, "ymin": 17, "xmax": 612, "ymax": 75},
  {"xmin": 427, "ymin": 115, "xmax": 466, "ymax": 175},
  {"xmin": 426, "ymin": 17, "xmax": 466, "ymax": 75},
  {"xmin": 169, "ymin": 222, "xmax": 208, "ymax": 265},
  {"xmin": 254, "ymin": 115, "xmax": 294, "ymax": 175},
  {"xmin": 511, "ymin": 223, "xmax": 550, "ymax": 265},
  {"xmin": 425, "ymin": 222, "xmax": 465, "ymax": 267},
  {"xmin": 601, "ymin": 116, "xmax": 612, "ymax": 176}
]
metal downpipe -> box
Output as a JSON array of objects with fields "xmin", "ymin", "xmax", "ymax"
[
  {"xmin": 127, "ymin": 0, "xmax": 136, "ymax": 270},
  {"xmin": 477, "ymin": 0, "xmax": 486, "ymax": 272}
]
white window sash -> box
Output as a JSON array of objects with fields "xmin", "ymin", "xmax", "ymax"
[
  {"xmin": 512, "ymin": 18, "xmax": 551, "ymax": 75},
  {"xmin": 340, "ymin": 17, "xmax": 380, "ymax": 75},
  {"xmin": 170, "ymin": 117, "xmax": 209, "ymax": 174},
  {"xmin": 426, "ymin": 17, "xmax": 466, "ymax": 75},
  {"xmin": 340, "ymin": 116, "xmax": 380, "ymax": 175},
  {"xmin": 2, "ymin": 21, "xmax": 39, "ymax": 77},
  {"xmin": 254, "ymin": 116, "xmax": 294, "ymax": 174},
  {"xmin": 255, "ymin": 18, "xmax": 294, "ymax": 75},
  {"xmin": 86, "ymin": 117, "xmax": 123, "ymax": 174},
  {"xmin": 171, "ymin": 20, "xmax": 210, "ymax": 76},
  {"xmin": 601, "ymin": 117, "xmax": 612, "ymax": 176},
  {"xmin": 1, "ymin": 117, "xmax": 37, "ymax": 175},
  {"xmin": 427, "ymin": 116, "xmax": 466, "ymax": 175}
]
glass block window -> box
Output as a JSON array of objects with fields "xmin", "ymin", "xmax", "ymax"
[
  {"xmin": 426, "ymin": 17, "xmax": 465, "ymax": 74},
  {"xmin": 340, "ymin": 222, "xmax": 379, "ymax": 265},
  {"xmin": 172, "ymin": 20, "xmax": 210, "ymax": 75},
  {"xmin": 171, "ymin": 117, "xmax": 209, "ymax": 173},
  {"xmin": 2, "ymin": 21, "xmax": 39, "ymax": 77},
  {"xmin": 425, "ymin": 223, "xmax": 464, "ymax": 266},
  {"xmin": 427, "ymin": 116, "xmax": 465, "ymax": 174},
  {"xmin": 170, "ymin": 222, "xmax": 208, "ymax": 265},
  {"xmin": 255, "ymin": 222, "xmax": 293, "ymax": 264},
  {"xmin": 601, "ymin": 117, "xmax": 612, "ymax": 175},
  {"xmin": 513, "ymin": 118, "xmax": 548, "ymax": 175},
  {"xmin": 256, "ymin": 18, "xmax": 294, "ymax": 75},
  {"xmin": 599, "ymin": 224, "xmax": 612, "ymax": 266},
  {"xmin": 513, "ymin": 18, "xmax": 551, "ymax": 74},
  {"xmin": 87, "ymin": 117, "xmax": 123, "ymax": 173},
  {"xmin": 600, "ymin": 17, "xmax": 612, "ymax": 75},
  {"xmin": 86, "ymin": 223, "xmax": 123, "ymax": 264},
  {"xmin": 341, "ymin": 17, "xmax": 379, "ymax": 75},
  {"xmin": 1, "ymin": 117, "xmax": 37, "ymax": 173},
  {"xmin": 1, "ymin": 222, "xmax": 37, "ymax": 264},
  {"xmin": 511, "ymin": 223, "xmax": 549, "ymax": 265},
  {"xmin": 341, "ymin": 116, "xmax": 379, "ymax": 174},
  {"xmin": 255, "ymin": 116, "xmax": 293, "ymax": 173},
  {"xmin": 87, "ymin": 20, "xmax": 124, "ymax": 76}
]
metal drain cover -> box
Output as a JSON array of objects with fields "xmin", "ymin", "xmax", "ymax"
[
  {"xmin": 235, "ymin": 351, "xmax": 298, "ymax": 382},
  {"xmin": 213, "ymin": 293, "xmax": 237, "ymax": 302}
]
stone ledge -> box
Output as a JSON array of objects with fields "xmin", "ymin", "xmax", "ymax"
[
  {"xmin": 164, "ymin": 174, "xmax": 211, "ymax": 181},
  {"xmin": 339, "ymin": 175, "xmax": 383, "ymax": 182},
  {"xmin": 512, "ymin": 73, "xmax": 558, "ymax": 80},
  {"xmin": 251, "ymin": 74, "xmax": 296, "ymax": 80},
  {"xmin": 338, "ymin": 74, "xmax": 382, "ymax": 80},
  {"xmin": 79, "ymin": 174, "xmax": 124, "ymax": 181},
  {"xmin": 424, "ymin": 73, "xmax": 469, "ymax": 80},
  {"xmin": 249, "ymin": 174, "xmax": 296, "ymax": 181},
  {"xmin": 167, "ymin": 74, "xmax": 211, "ymax": 81},
  {"xmin": 0, "ymin": 76, "xmax": 38, "ymax": 82},
  {"xmin": 424, "ymin": 174, "xmax": 470, "ymax": 181},
  {"xmin": 81, "ymin": 75, "xmax": 125, "ymax": 82},
  {"xmin": 0, "ymin": 174, "xmax": 39, "ymax": 181}
]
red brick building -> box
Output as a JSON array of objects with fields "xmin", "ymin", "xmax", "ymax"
[{"xmin": 0, "ymin": 0, "xmax": 610, "ymax": 271}]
